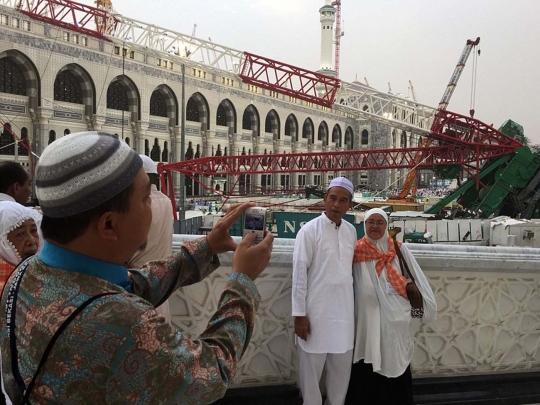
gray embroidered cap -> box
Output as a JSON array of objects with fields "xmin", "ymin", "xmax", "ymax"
[{"xmin": 36, "ymin": 132, "xmax": 142, "ymax": 218}]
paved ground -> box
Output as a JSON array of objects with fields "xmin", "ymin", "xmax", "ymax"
[
  {"xmin": 211, "ymin": 385, "xmax": 540, "ymax": 405},
  {"xmin": 212, "ymin": 385, "xmax": 301, "ymax": 405}
]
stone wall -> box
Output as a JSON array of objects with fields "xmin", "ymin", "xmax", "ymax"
[{"xmin": 169, "ymin": 235, "xmax": 540, "ymax": 387}]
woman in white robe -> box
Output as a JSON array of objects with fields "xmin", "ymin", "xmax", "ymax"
[{"xmin": 345, "ymin": 208, "xmax": 437, "ymax": 405}]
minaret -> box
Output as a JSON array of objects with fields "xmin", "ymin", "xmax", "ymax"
[{"xmin": 318, "ymin": 0, "xmax": 337, "ymax": 77}]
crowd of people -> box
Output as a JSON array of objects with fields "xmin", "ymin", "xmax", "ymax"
[
  {"xmin": 0, "ymin": 132, "xmax": 437, "ymax": 405},
  {"xmin": 415, "ymin": 186, "xmax": 453, "ymax": 198}
]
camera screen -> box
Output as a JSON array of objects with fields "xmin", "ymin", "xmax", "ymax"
[{"xmin": 245, "ymin": 213, "xmax": 265, "ymax": 231}]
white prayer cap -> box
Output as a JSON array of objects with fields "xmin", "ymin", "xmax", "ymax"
[
  {"xmin": 139, "ymin": 154, "xmax": 158, "ymax": 174},
  {"xmin": 327, "ymin": 177, "xmax": 354, "ymax": 196}
]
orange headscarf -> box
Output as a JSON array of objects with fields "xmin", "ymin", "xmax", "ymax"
[{"xmin": 354, "ymin": 236, "xmax": 409, "ymax": 299}]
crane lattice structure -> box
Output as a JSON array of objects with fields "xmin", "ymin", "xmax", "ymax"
[{"xmin": 0, "ymin": 0, "xmax": 523, "ymax": 203}]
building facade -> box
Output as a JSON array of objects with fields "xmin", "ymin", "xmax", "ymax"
[{"xmin": 0, "ymin": 4, "xmax": 375, "ymax": 198}]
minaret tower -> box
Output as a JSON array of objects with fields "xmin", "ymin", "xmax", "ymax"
[{"xmin": 318, "ymin": 0, "xmax": 337, "ymax": 77}]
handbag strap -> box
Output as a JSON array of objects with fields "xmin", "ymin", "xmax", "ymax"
[
  {"xmin": 392, "ymin": 238, "xmax": 416, "ymax": 284},
  {"xmin": 4, "ymin": 261, "xmax": 118, "ymax": 403}
]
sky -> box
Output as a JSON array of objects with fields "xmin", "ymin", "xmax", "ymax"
[{"xmin": 111, "ymin": 0, "xmax": 540, "ymax": 144}]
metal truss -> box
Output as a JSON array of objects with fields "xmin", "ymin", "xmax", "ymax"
[
  {"xmin": 15, "ymin": 0, "xmax": 116, "ymax": 40},
  {"xmin": 112, "ymin": 14, "xmax": 244, "ymax": 73},
  {"xmin": 160, "ymin": 142, "xmax": 515, "ymax": 178},
  {"xmin": 239, "ymin": 52, "xmax": 340, "ymax": 108},
  {"xmin": 2, "ymin": 0, "xmax": 524, "ymax": 192},
  {"xmin": 334, "ymin": 81, "xmax": 437, "ymax": 136}
]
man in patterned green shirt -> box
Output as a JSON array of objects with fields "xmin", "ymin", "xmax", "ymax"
[{"xmin": 0, "ymin": 132, "xmax": 273, "ymax": 404}]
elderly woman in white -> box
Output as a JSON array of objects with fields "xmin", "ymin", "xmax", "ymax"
[{"xmin": 345, "ymin": 208, "xmax": 437, "ymax": 405}]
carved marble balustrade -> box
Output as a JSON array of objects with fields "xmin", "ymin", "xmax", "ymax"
[{"xmin": 170, "ymin": 235, "xmax": 540, "ymax": 387}]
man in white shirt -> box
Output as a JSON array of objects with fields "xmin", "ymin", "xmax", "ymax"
[
  {"xmin": 127, "ymin": 154, "xmax": 174, "ymax": 325},
  {"xmin": 292, "ymin": 177, "xmax": 357, "ymax": 405}
]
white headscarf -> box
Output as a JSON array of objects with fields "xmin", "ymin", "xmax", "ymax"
[
  {"xmin": 363, "ymin": 208, "xmax": 390, "ymax": 252},
  {"xmin": 0, "ymin": 201, "xmax": 36, "ymax": 265}
]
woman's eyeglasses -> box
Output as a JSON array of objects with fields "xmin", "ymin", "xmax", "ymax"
[{"xmin": 365, "ymin": 220, "xmax": 386, "ymax": 227}]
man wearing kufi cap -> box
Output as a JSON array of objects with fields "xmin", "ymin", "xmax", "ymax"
[
  {"xmin": 0, "ymin": 131, "xmax": 274, "ymax": 404},
  {"xmin": 292, "ymin": 176, "xmax": 357, "ymax": 405}
]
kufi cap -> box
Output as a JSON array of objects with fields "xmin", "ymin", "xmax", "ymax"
[
  {"xmin": 36, "ymin": 132, "xmax": 142, "ymax": 218},
  {"xmin": 327, "ymin": 176, "xmax": 354, "ymax": 196},
  {"xmin": 139, "ymin": 154, "xmax": 158, "ymax": 174}
]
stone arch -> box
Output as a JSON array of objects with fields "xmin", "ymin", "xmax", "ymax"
[
  {"xmin": 162, "ymin": 141, "xmax": 169, "ymax": 162},
  {"xmin": 48, "ymin": 130, "xmax": 56, "ymax": 145},
  {"xmin": 150, "ymin": 138, "xmax": 161, "ymax": 161},
  {"xmin": 242, "ymin": 104, "xmax": 260, "ymax": 137},
  {"xmin": 150, "ymin": 84, "xmax": 178, "ymax": 126},
  {"xmin": 285, "ymin": 114, "xmax": 298, "ymax": 141},
  {"xmin": 0, "ymin": 123, "xmax": 14, "ymax": 156},
  {"xmin": 302, "ymin": 118, "xmax": 314, "ymax": 144},
  {"xmin": 186, "ymin": 92, "xmax": 210, "ymax": 130},
  {"xmin": 345, "ymin": 126, "xmax": 354, "ymax": 150},
  {"xmin": 318, "ymin": 121, "xmax": 329, "ymax": 146},
  {"xmin": 361, "ymin": 129, "xmax": 369, "ymax": 145},
  {"xmin": 216, "ymin": 98, "xmax": 237, "ymax": 133},
  {"xmin": 401, "ymin": 130, "xmax": 407, "ymax": 148},
  {"xmin": 332, "ymin": 124, "xmax": 342, "ymax": 147},
  {"xmin": 106, "ymin": 75, "xmax": 141, "ymax": 120},
  {"xmin": 0, "ymin": 50, "xmax": 40, "ymax": 109},
  {"xmin": 265, "ymin": 109, "xmax": 280, "ymax": 140},
  {"xmin": 18, "ymin": 127, "xmax": 29, "ymax": 156},
  {"xmin": 55, "ymin": 63, "xmax": 96, "ymax": 115}
]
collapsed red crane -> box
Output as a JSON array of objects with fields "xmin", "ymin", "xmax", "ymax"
[{"xmin": 11, "ymin": 0, "xmax": 523, "ymax": 210}]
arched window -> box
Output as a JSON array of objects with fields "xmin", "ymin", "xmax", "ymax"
[
  {"xmin": 0, "ymin": 123, "xmax": 15, "ymax": 155},
  {"xmin": 185, "ymin": 142, "xmax": 194, "ymax": 160},
  {"xmin": 150, "ymin": 139, "xmax": 160, "ymax": 161},
  {"xmin": 186, "ymin": 98, "xmax": 199, "ymax": 122},
  {"xmin": 215, "ymin": 144, "xmax": 222, "ymax": 157},
  {"xmin": 18, "ymin": 127, "xmax": 29, "ymax": 156},
  {"xmin": 216, "ymin": 104, "xmax": 227, "ymax": 126},
  {"xmin": 361, "ymin": 129, "xmax": 369, "ymax": 145},
  {"xmin": 64, "ymin": 129, "xmax": 71, "ymax": 136},
  {"xmin": 107, "ymin": 81, "xmax": 129, "ymax": 111},
  {"xmin": 0, "ymin": 58, "xmax": 26, "ymax": 96},
  {"xmin": 194, "ymin": 144, "xmax": 201, "ymax": 159},
  {"xmin": 150, "ymin": 91, "xmax": 167, "ymax": 117},
  {"xmin": 401, "ymin": 131, "xmax": 407, "ymax": 148},
  {"xmin": 302, "ymin": 119, "xmax": 314, "ymax": 143},
  {"xmin": 242, "ymin": 110, "xmax": 252, "ymax": 130},
  {"xmin": 224, "ymin": 146, "xmax": 228, "ymax": 156},
  {"xmin": 162, "ymin": 141, "xmax": 168, "ymax": 162},
  {"xmin": 48, "ymin": 130, "xmax": 56, "ymax": 145},
  {"xmin": 144, "ymin": 139, "xmax": 150, "ymax": 156},
  {"xmin": 54, "ymin": 70, "xmax": 83, "ymax": 104},
  {"xmin": 125, "ymin": 137, "xmax": 130, "ymax": 146},
  {"xmin": 285, "ymin": 114, "xmax": 297, "ymax": 140}
]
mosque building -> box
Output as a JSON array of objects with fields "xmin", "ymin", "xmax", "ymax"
[{"xmin": 0, "ymin": 0, "xmax": 426, "ymax": 196}]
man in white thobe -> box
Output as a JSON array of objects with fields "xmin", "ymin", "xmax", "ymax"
[
  {"xmin": 127, "ymin": 154, "xmax": 174, "ymax": 325},
  {"xmin": 292, "ymin": 177, "xmax": 357, "ymax": 405}
]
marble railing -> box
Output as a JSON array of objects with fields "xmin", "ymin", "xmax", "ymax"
[{"xmin": 170, "ymin": 236, "xmax": 540, "ymax": 387}]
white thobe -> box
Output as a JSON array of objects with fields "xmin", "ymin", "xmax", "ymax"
[
  {"xmin": 292, "ymin": 213, "xmax": 357, "ymax": 354},
  {"xmin": 0, "ymin": 193, "xmax": 15, "ymax": 202},
  {"xmin": 352, "ymin": 242, "xmax": 437, "ymax": 377},
  {"xmin": 128, "ymin": 185, "xmax": 174, "ymax": 324}
]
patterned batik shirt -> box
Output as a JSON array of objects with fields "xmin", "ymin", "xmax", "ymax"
[{"xmin": 0, "ymin": 237, "xmax": 260, "ymax": 404}]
